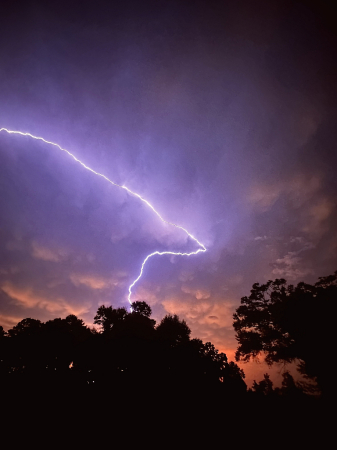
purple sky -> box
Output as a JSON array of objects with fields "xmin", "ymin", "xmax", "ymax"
[{"xmin": 1, "ymin": 0, "xmax": 336, "ymax": 387}]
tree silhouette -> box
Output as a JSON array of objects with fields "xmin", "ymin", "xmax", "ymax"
[
  {"xmin": 233, "ymin": 271, "xmax": 337, "ymax": 395},
  {"xmin": 6, "ymin": 318, "xmax": 45, "ymax": 377},
  {"xmin": 279, "ymin": 371, "xmax": 305, "ymax": 397},
  {"xmin": 250, "ymin": 371, "xmax": 307, "ymax": 398},
  {"xmin": 94, "ymin": 305, "xmax": 128, "ymax": 333},
  {"xmin": 0, "ymin": 300, "xmax": 248, "ymax": 407},
  {"xmin": 156, "ymin": 314, "xmax": 191, "ymax": 346},
  {"xmin": 8, "ymin": 317, "xmax": 43, "ymax": 337},
  {"xmin": 131, "ymin": 301, "xmax": 152, "ymax": 317},
  {"xmin": 251, "ymin": 373, "xmax": 274, "ymax": 396}
]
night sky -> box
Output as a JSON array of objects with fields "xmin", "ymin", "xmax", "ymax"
[{"xmin": 0, "ymin": 0, "xmax": 336, "ymax": 387}]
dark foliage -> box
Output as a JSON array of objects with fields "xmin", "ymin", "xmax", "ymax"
[
  {"xmin": 233, "ymin": 271, "xmax": 337, "ymax": 395},
  {"xmin": 0, "ymin": 296, "xmax": 327, "ymax": 442},
  {"xmin": 0, "ymin": 302, "xmax": 246, "ymax": 405}
]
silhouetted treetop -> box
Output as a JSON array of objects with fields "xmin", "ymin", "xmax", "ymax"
[
  {"xmin": 94, "ymin": 305, "xmax": 128, "ymax": 333},
  {"xmin": 250, "ymin": 371, "xmax": 307, "ymax": 398},
  {"xmin": 131, "ymin": 301, "xmax": 152, "ymax": 317},
  {"xmin": 233, "ymin": 271, "xmax": 337, "ymax": 395},
  {"xmin": 251, "ymin": 373, "xmax": 274, "ymax": 396},
  {"xmin": 156, "ymin": 314, "xmax": 191, "ymax": 346},
  {"xmin": 0, "ymin": 300, "xmax": 248, "ymax": 400},
  {"xmin": 8, "ymin": 318, "xmax": 43, "ymax": 337}
]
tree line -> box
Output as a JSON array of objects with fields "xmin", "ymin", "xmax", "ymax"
[
  {"xmin": 1, "ymin": 270, "xmax": 334, "ymax": 403},
  {"xmin": 0, "ymin": 300, "xmax": 246, "ymax": 403}
]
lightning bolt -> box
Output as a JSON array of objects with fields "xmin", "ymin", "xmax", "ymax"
[{"xmin": 0, "ymin": 127, "xmax": 206, "ymax": 306}]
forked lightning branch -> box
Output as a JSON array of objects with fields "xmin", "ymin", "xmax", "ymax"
[{"xmin": 0, "ymin": 127, "xmax": 207, "ymax": 305}]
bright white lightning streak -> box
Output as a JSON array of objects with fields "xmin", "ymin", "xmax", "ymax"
[{"xmin": 0, "ymin": 127, "xmax": 206, "ymax": 306}]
